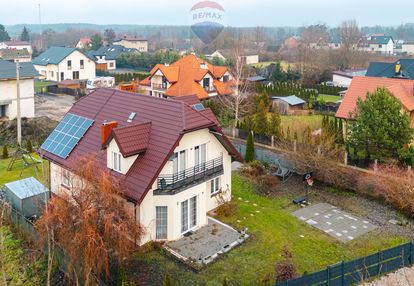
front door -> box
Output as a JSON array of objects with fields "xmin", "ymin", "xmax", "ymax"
[
  {"xmin": 155, "ymin": 206, "xmax": 168, "ymax": 240},
  {"xmin": 194, "ymin": 144, "xmax": 206, "ymax": 172},
  {"xmin": 181, "ymin": 196, "xmax": 197, "ymax": 233},
  {"xmin": 0, "ymin": 105, "xmax": 6, "ymax": 117},
  {"xmin": 173, "ymin": 150, "xmax": 186, "ymax": 180}
]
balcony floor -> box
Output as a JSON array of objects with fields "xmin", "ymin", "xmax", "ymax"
[{"xmin": 163, "ymin": 217, "xmax": 249, "ymax": 268}]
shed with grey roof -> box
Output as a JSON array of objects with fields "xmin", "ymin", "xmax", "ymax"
[
  {"xmin": 272, "ymin": 95, "xmax": 306, "ymax": 115},
  {"xmin": 3, "ymin": 177, "xmax": 49, "ymax": 217}
]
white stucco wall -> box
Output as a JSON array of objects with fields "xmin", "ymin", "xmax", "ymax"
[
  {"xmin": 106, "ymin": 138, "xmax": 138, "ymax": 175},
  {"xmin": 332, "ymin": 74, "xmax": 352, "ymax": 88},
  {"xmin": 114, "ymin": 40, "xmax": 148, "ymax": 52},
  {"xmin": 402, "ymin": 44, "xmax": 414, "ymax": 55},
  {"xmin": 0, "ymin": 78, "xmax": 35, "ymax": 119}
]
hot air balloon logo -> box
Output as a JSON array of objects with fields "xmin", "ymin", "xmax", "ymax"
[{"xmin": 190, "ymin": 1, "xmax": 225, "ymax": 44}]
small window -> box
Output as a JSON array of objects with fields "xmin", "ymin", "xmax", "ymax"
[
  {"xmin": 80, "ymin": 59, "xmax": 84, "ymax": 69},
  {"xmin": 67, "ymin": 60, "xmax": 72, "ymax": 70},
  {"xmin": 223, "ymin": 75, "xmax": 229, "ymax": 83},
  {"xmin": 112, "ymin": 151, "xmax": 122, "ymax": 172},
  {"xmin": 72, "ymin": 71, "xmax": 79, "ymax": 80},
  {"xmin": 210, "ymin": 177, "xmax": 221, "ymax": 195},
  {"xmin": 109, "ymin": 62, "xmax": 114, "ymax": 68},
  {"xmin": 62, "ymin": 169, "xmax": 71, "ymax": 187}
]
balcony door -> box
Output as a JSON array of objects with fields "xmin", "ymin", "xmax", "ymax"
[
  {"xmin": 173, "ymin": 150, "xmax": 186, "ymax": 180},
  {"xmin": 194, "ymin": 144, "xmax": 206, "ymax": 173},
  {"xmin": 181, "ymin": 196, "xmax": 197, "ymax": 233}
]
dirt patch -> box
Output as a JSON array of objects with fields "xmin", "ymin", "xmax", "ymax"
[
  {"xmin": 35, "ymin": 94, "xmax": 74, "ymax": 121},
  {"xmin": 271, "ymin": 175, "xmax": 414, "ymax": 240}
]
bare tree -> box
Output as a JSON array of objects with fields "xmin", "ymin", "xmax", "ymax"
[
  {"xmin": 35, "ymin": 154, "xmax": 144, "ymax": 285},
  {"xmin": 338, "ymin": 20, "xmax": 362, "ymax": 69}
]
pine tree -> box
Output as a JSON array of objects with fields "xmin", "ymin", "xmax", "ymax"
[
  {"xmin": 286, "ymin": 126, "xmax": 291, "ymax": 141},
  {"xmin": 26, "ymin": 139, "xmax": 33, "ymax": 153},
  {"xmin": 163, "ymin": 271, "xmax": 174, "ymax": 286},
  {"xmin": 2, "ymin": 145, "xmax": 8, "ymax": 159},
  {"xmin": 0, "ymin": 24, "xmax": 10, "ymax": 41},
  {"xmin": 254, "ymin": 100, "xmax": 268, "ymax": 135},
  {"xmin": 267, "ymin": 108, "xmax": 281, "ymax": 138},
  {"xmin": 303, "ymin": 126, "xmax": 312, "ymax": 144},
  {"xmin": 245, "ymin": 131, "xmax": 255, "ymax": 163},
  {"xmin": 20, "ymin": 26, "xmax": 30, "ymax": 41}
]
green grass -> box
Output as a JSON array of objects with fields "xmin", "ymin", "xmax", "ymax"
[
  {"xmin": 0, "ymin": 154, "xmax": 49, "ymax": 186},
  {"xmin": 132, "ymin": 174, "xmax": 407, "ymax": 285},
  {"xmin": 34, "ymin": 80, "xmax": 56, "ymax": 93},
  {"xmin": 318, "ymin": 94, "xmax": 341, "ymax": 103},
  {"xmin": 280, "ymin": 114, "xmax": 323, "ymax": 136},
  {"xmin": 250, "ymin": 61, "xmax": 297, "ymax": 71}
]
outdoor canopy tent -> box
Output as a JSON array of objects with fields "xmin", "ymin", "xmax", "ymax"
[{"xmin": 3, "ymin": 177, "xmax": 49, "ymax": 217}]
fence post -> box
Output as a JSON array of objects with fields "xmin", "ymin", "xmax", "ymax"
[
  {"xmin": 341, "ymin": 261, "xmax": 345, "ymax": 286},
  {"xmin": 344, "ymin": 151, "xmax": 348, "ymax": 166},
  {"xmin": 374, "ymin": 160, "xmax": 378, "ymax": 172},
  {"xmin": 327, "ymin": 265, "xmax": 331, "ymax": 286},
  {"xmin": 271, "ymin": 136, "xmax": 274, "ymax": 148},
  {"xmin": 293, "ymin": 140, "xmax": 297, "ymax": 153}
]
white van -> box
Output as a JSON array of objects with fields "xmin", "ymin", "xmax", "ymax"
[{"xmin": 86, "ymin": 77, "xmax": 115, "ymax": 90}]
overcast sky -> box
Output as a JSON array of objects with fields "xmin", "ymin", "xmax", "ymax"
[{"xmin": 2, "ymin": 0, "xmax": 413, "ymax": 27}]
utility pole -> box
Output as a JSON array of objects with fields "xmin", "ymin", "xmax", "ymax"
[
  {"xmin": 16, "ymin": 60, "xmax": 22, "ymax": 146},
  {"xmin": 38, "ymin": 2, "xmax": 43, "ymax": 50}
]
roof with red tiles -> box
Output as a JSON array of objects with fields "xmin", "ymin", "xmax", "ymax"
[
  {"xmin": 41, "ymin": 88, "xmax": 241, "ymax": 203},
  {"xmin": 336, "ymin": 76, "xmax": 414, "ymax": 126},
  {"xmin": 140, "ymin": 54, "xmax": 233, "ymax": 100},
  {"xmin": 78, "ymin": 38, "xmax": 91, "ymax": 44}
]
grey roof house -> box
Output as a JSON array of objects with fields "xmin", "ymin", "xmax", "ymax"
[
  {"xmin": 87, "ymin": 45, "xmax": 138, "ymax": 71},
  {"xmin": 366, "ymin": 59, "xmax": 414, "ymax": 79}
]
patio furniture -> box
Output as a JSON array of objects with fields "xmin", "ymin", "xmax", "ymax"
[{"xmin": 293, "ymin": 197, "xmax": 306, "ymax": 205}]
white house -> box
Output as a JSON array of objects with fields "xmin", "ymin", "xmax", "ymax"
[
  {"xmin": 332, "ymin": 69, "xmax": 367, "ymax": 88},
  {"xmin": 205, "ymin": 50, "xmax": 226, "ymax": 62},
  {"xmin": 33, "ymin": 47, "xmax": 96, "ymax": 81},
  {"xmin": 87, "ymin": 45, "xmax": 139, "ymax": 71},
  {"xmin": 0, "ymin": 60, "xmax": 38, "ymax": 119},
  {"xmin": 0, "ymin": 41, "xmax": 33, "ymax": 55},
  {"xmin": 75, "ymin": 38, "xmax": 91, "ymax": 49},
  {"xmin": 113, "ymin": 36, "xmax": 148, "ymax": 52},
  {"xmin": 366, "ymin": 35, "xmax": 394, "ymax": 55},
  {"xmin": 239, "ymin": 54, "xmax": 259, "ymax": 65},
  {"xmin": 40, "ymin": 89, "xmax": 241, "ymax": 244},
  {"xmin": 402, "ymin": 43, "xmax": 414, "ymax": 55}
]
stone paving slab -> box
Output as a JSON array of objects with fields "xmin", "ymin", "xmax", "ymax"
[{"xmin": 293, "ymin": 203, "xmax": 376, "ymax": 243}]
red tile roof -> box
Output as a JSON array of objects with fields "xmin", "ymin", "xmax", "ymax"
[
  {"xmin": 79, "ymin": 38, "xmax": 91, "ymax": 44},
  {"xmin": 336, "ymin": 76, "xmax": 414, "ymax": 126},
  {"xmin": 111, "ymin": 122, "xmax": 152, "ymax": 157},
  {"xmin": 140, "ymin": 54, "xmax": 233, "ymax": 100},
  {"xmin": 41, "ymin": 88, "xmax": 241, "ymax": 203}
]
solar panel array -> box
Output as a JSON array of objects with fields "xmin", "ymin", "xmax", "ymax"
[{"xmin": 41, "ymin": 113, "xmax": 94, "ymax": 159}]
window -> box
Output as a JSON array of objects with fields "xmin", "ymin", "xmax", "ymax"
[
  {"xmin": 80, "ymin": 59, "xmax": 84, "ymax": 69},
  {"xmin": 378, "ymin": 44, "xmax": 383, "ymax": 48},
  {"xmin": 194, "ymin": 144, "xmax": 206, "ymax": 172},
  {"xmin": 72, "ymin": 71, "xmax": 79, "ymax": 80},
  {"xmin": 62, "ymin": 169, "xmax": 71, "ymax": 187},
  {"xmin": 210, "ymin": 177, "xmax": 221, "ymax": 195},
  {"xmin": 67, "ymin": 60, "xmax": 72, "ymax": 70},
  {"xmin": 60, "ymin": 72, "xmax": 64, "ymax": 81},
  {"xmin": 181, "ymin": 196, "xmax": 197, "ymax": 233},
  {"xmin": 156, "ymin": 206, "xmax": 168, "ymax": 239},
  {"xmin": 109, "ymin": 62, "xmax": 114, "ymax": 68},
  {"xmin": 203, "ymin": 77, "xmax": 210, "ymax": 88},
  {"xmin": 49, "ymin": 71, "xmax": 54, "ymax": 78},
  {"xmin": 223, "ymin": 75, "xmax": 229, "ymax": 82},
  {"xmin": 172, "ymin": 150, "xmax": 186, "ymax": 180},
  {"xmin": 112, "ymin": 151, "xmax": 121, "ymax": 172}
]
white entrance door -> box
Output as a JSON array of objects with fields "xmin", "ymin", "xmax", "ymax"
[{"xmin": 181, "ymin": 196, "xmax": 197, "ymax": 233}]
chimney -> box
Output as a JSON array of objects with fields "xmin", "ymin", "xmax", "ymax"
[{"xmin": 101, "ymin": 121, "xmax": 118, "ymax": 145}]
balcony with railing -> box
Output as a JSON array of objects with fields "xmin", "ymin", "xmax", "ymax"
[
  {"xmin": 154, "ymin": 156, "xmax": 223, "ymax": 195},
  {"xmin": 152, "ymin": 83, "xmax": 168, "ymax": 91},
  {"xmin": 204, "ymin": 85, "xmax": 215, "ymax": 93}
]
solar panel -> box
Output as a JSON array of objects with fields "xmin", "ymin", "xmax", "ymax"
[
  {"xmin": 192, "ymin": 103, "xmax": 205, "ymax": 111},
  {"xmin": 41, "ymin": 113, "xmax": 94, "ymax": 159}
]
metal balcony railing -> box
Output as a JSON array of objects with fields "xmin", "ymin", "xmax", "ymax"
[
  {"xmin": 152, "ymin": 83, "xmax": 168, "ymax": 90},
  {"xmin": 156, "ymin": 156, "xmax": 223, "ymax": 194}
]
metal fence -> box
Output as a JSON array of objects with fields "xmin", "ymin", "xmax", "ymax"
[
  {"xmin": 275, "ymin": 242, "xmax": 414, "ymax": 286},
  {"xmin": 46, "ymin": 85, "xmax": 86, "ymax": 96}
]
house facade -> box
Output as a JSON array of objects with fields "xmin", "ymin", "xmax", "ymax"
[
  {"xmin": 87, "ymin": 45, "xmax": 139, "ymax": 71},
  {"xmin": 33, "ymin": 47, "xmax": 96, "ymax": 81},
  {"xmin": 140, "ymin": 54, "xmax": 234, "ymax": 100},
  {"xmin": 41, "ymin": 89, "xmax": 241, "ymax": 244},
  {"xmin": 75, "ymin": 38, "xmax": 91, "ymax": 49},
  {"xmin": 365, "ymin": 35, "xmax": 394, "ymax": 54},
  {"xmin": 0, "ymin": 48, "xmax": 31, "ymax": 62},
  {"xmin": 113, "ymin": 37, "xmax": 148, "ymax": 52},
  {"xmin": 0, "ymin": 60, "xmax": 38, "ymax": 119},
  {"xmin": 0, "ymin": 41, "xmax": 33, "ymax": 55},
  {"xmin": 332, "ymin": 69, "xmax": 367, "ymax": 88}
]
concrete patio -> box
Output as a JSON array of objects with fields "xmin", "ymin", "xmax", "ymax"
[{"xmin": 164, "ymin": 217, "xmax": 249, "ymax": 267}]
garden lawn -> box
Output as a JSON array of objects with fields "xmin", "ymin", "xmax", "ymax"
[
  {"xmin": 280, "ymin": 114, "xmax": 323, "ymax": 137},
  {"xmin": 130, "ymin": 174, "xmax": 407, "ymax": 286},
  {"xmin": 318, "ymin": 94, "xmax": 341, "ymax": 103},
  {"xmin": 0, "ymin": 154, "xmax": 49, "ymax": 186},
  {"xmin": 251, "ymin": 61, "xmax": 297, "ymax": 71},
  {"xmin": 34, "ymin": 80, "xmax": 56, "ymax": 93}
]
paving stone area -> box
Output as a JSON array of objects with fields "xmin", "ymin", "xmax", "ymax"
[
  {"xmin": 293, "ymin": 203, "xmax": 377, "ymax": 243},
  {"xmin": 164, "ymin": 217, "xmax": 248, "ymax": 266}
]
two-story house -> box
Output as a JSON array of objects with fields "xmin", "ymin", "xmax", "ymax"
[
  {"xmin": 0, "ymin": 40, "xmax": 33, "ymax": 55},
  {"xmin": 87, "ymin": 45, "xmax": 139, "ymax": 71},
  {"xmin": 33, "ymin": 47, "xmax": 96, "ymax": 81},
  {"xmin": 113, "ymin": 36, "xmax": 148, "ymax": 52},
  {"xmin": 40, "ymin": 89, "xmax": 242, "ymax": 244},
  {"xmin": 0, "ymin": 60, "xmax": 38, "ymax": 119},
  {"xmin": 140, "ymin": 54, "xmax": 235, "ymax": 100},
  {"xmin": 75, "ymin": 38, "xmax": 91, "ymax": 49},
  {"xmin": 365, "ymin": 35, "xmax": 394, "ymax": 55}
]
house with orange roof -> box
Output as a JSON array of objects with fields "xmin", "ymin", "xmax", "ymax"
[
  {"xmin": 336, "ymin": 76, "xmax": 414, "ymax": 127},
  {"xmin": 139, "ymin": 54, "xmax": 235, "ymax": 100},
  {"xmin": 75, "ymin": 38, "xmax": 91, "ymax": 49}
]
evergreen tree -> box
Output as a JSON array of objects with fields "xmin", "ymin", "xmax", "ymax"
[
  {"xmin": 104, "ymin": 28, "xmax": 116, "ymax": 45},
  {"xmin": 26, "ymin": 139, "xmax": 33, "ymax": 153},
  {"xmin": 20, "ymin": 26, "xmax": 30, "ymax": 41},
  {"xmin": 0, "ymin": 24, "xmax": 10, "ymax": 41},
  {"xmin": 286, "ymin": 126, "xmax": 291, "ymax": 141},
  {"xmin": 337, "ymin": 119, "xmax": 344, "ymax": 143},
  {"xmin": 245, "ymin": 131, "xmax": 255, "ymax": 163},
  {"xmin": 2, "ymin": 145, "xmax": 8, "ymax": 159},
  {"xmin": 254, "ymin": 100, "xmax": 268, "ymax": 135},
  {"xmin": 223, "ymin": 278, "xmax": 229, "ymax": 286},
  {"xmin": 163, "ymin": 271, "xmax": 174, "ymax": 286},
  {"xmin": 90, "ymin": 33, "xmax": 103, "ymax": 50},
  {"xmin": 267, "ymin": 108, "xmax": 282, "ymax": 138},
  {"xmin": 303, "ymin": 126, "xmax": 312, "ymax": 144}
]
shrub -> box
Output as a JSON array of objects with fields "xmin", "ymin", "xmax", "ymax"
[
  {"xmin": 397, "ymin": 146, "xmax": 414, "ymax": 166},
  {"xmin": 245, "ymin": 131, "xmax": 255, "ymax": 162},
  {"xmin": 26, "ymin": 139, "xmax": 33, "ymax": 153},
  {"xmin": 223, "ymin": 278, "xmax": 229, "ymax": 286},
  {"xmin": 241, "ymin": 161, "xmax": 266, "ymax": 178},
  {"xmin": 274, "ymin": 246, "xmax": 297, "ymax": 283},
  {"xmin": 2, "ymin": 145, "xmax": 8, "ymax": 159},
  {"xmin": 215, "ymin": 201, "xmax": 238, "ymax": 217},
  {"xmin": 257, "ymin": 174, "xmax": 279, "ymax": 194},
  {"xmin": 163, "ymin": 271, "xmax": 173, "ymax": 286}
]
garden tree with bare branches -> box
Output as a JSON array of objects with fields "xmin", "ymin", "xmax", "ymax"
[
  {"xmin": 36, "ymin": 155, "xmax": 143, "ymax": 285},
  {"xmin": 348, "ymin": 88, "xmax": 412, "ymax": 163},
  {"xmin": 337, "ymin": 20, "xmax": 361, "ymax": 69}
]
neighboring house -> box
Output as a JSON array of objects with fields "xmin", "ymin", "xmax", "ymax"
[
  {"xmin": 113, "ymin": 36, "xmax": 148, "ymax": 52},
  {"xmin": 0, "ymin": 41, "xmax": 33, "ymax": 55},
  {"xmin": 75, "ymin": 38, "xmax": 91, "ymax": 49},
  {"xmin": 239, "ymin": 54, "xmax": 259, "ymax": 65},
  {"xmin": 336, "ymin": 76, "xmax": 414, "ymax": 127},
  {"xmin": 366, "ymin": 59, "xmax": 414, "ymax": 79},
  {"xmin": 140, "ymin": 54, "xmax": 235, "ymax": 100},
  {"xmin": 40, "ymin": 89, "xmax": 241, "ymax": 244},
  {"xmin": 33, "ymin": 47, "xmax": 96, "ymax": 81},
  {"xmin": 282, "ymin": 37, "xmax": 299, "ymax": 50},
  {"xmin": 205, "ymin": 50, "xmax": 226, "ymax": 62},
  {"xmin": 332, "ymin": 69, "xmax": 367, "ymax": 88},
  {"xmin": 364, "ymin": 35, "xmax": 394, "ymax": 54},
  {"xmin": 87, "ymin": 45, "xmax": 139, "ymax": 71},
  {"xmin": 272, "ymin": 95, "xmax": 306, "ymax": 115},
  {"xmin": 401, "ymin": 42, "xmax": 414, "ymax": 55},
  {"xmin": 0, "ymin": 60, "xmax": 38, "ymax": 119},
  {"xmin": 0, "ymin": 48, "xmax": 31, "ymax": 62}
]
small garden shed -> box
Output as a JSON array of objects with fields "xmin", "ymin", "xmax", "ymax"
[
  {"xmin": 272, "ymin": 95, "xmax": 306, "ymax": 115},
  {"xmin": 4, "ymin": 177, "xmax": 49, "ymax": 217}
]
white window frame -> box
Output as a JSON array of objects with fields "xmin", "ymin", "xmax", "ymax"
[
  {"xmin": 155, "ymin": 206, "xmax": 168, "ymax": 240},
  {"xmin": 62, "ymin": 169, "xmax": 71, "ymax": 188},
  {"xmin": 181, "ymin": 196, "xmax": 197, "ymax": 234},
  {"xmin": 112, "ymin": 151, "xmax": 122, "ymax": 173},
  {"xmin": 194, "ymin": 143, "xmax": 206, "ymax": 172},
  {"xmin": 210, "ymin": 176, "xmax": 221, "ymax": 195}
]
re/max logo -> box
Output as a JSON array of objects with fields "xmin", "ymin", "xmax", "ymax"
[{"xmin": 193, "ymin": 12, "xmax": 223, "ymax": 21}]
